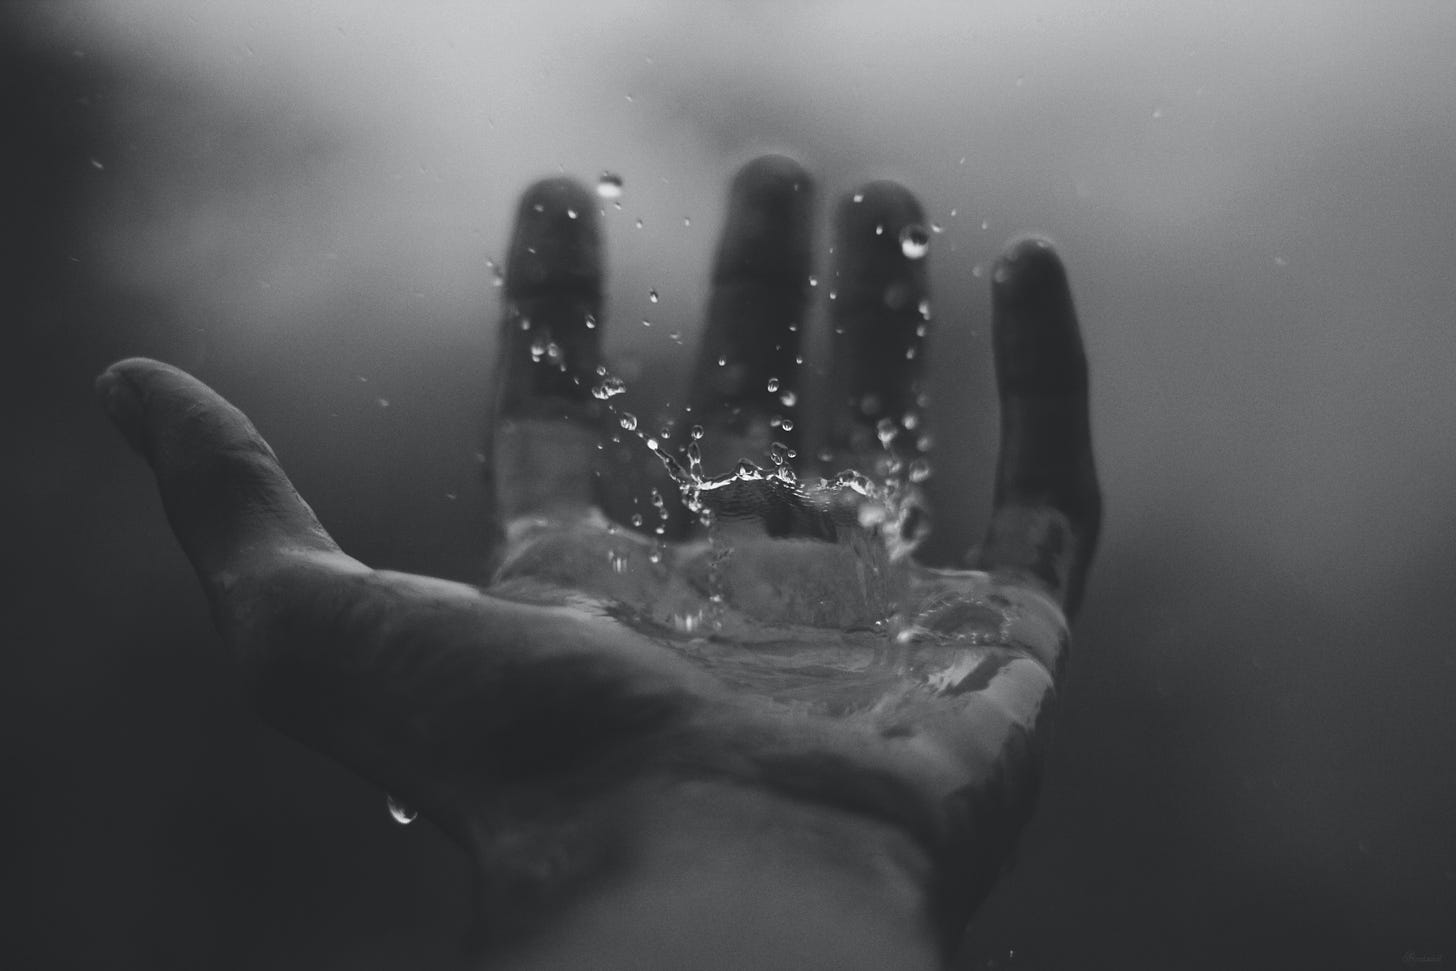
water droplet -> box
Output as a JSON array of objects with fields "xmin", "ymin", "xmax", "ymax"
[
  {"xmin": 658, "ymin": 424, "xmax": 672, "ymax": 439},
  {"xmin": 683, "ymin": 216, "xmax": 692, "ymax": 227},
  {"xmin": 584, "ymin": 313, "xmax": 597, "ymax": 330},
  {"xmin": 874, "ymin": 223, "xmax": 885, "ymax": 236},
  {"xmin": 648, "ymin": 289, "xmax": 659, "ymax": 303},
  {"xmin": 690, "ymin": 424, "xmax": 705, "ymax": 440},
  {"xmin": 918, "ymin": 299, "xmax": 931, "ymax": 319},
  {"xmin": 768, "ymin": 442, "xmax": 791, "ymax": 466},
  {"xmin": 566, "ymin": 208, "xmax": 579, "ymax": 220},
  {"xmin": 641, "ymin": 318, "xmax": 652, "ymax": 328},
  {"xmin": 899, "ymin": 225, "xmax": 930, "ymax": 259},
  {"xmin": 376, "ymin": 397, "xmax": 390, "ymax": 409},
  {"xmin": 592, "ymin": 376, "xmax": 626, "ymax": 399},
  {"xmin": 930, "ymin": 223, "xmax": 943, "ymax": 234},
  {"xmin": 634, "ymin": 218, "xmax": 644, "ymax": 229},
  {"xmin": 532, "ymin": 202, "xmax": 545, "ymax": 213},
  {"xmin": 620, "ymin": 412, "xmax": 638, "ymax": 431},
  {"xmin": 908, "ymin": 458, "xmax": 932, "ymax": 483},
  {"xmin": 876, "ymin": 417, "xmax": 898, "ymax": 448},
  {"xmin": 596, "ymin": 172, "xmax": 624, "ymax": 199},
  {"xmin": 852, "ymin": 192, "xmax": 864, "ymax": 203},
  {"xmin": 1151, "ymin": 106, "xmax": 1163, "ymax": 119},
  {"xmin": 779, "ymin": 390, "xmax": 797, "ymax": 407},
  {"xmin": 981, "ymin": 219, "xmax": 990, "ymax": 231},
  {"xmin": 608, "ymin": 550, "xmax": 627, "ymax": 573},
  {"xmin": 648, "ymin": 547, "xmax": 663, "ymax": 565},
  {"xmin": 529, "ymin": 338, "xmax": 547, "ymax": 361},
  {"xmin": 993, "ymin": 264, "xmax": 1009, "ymax": 284},
  {"xmin": 717, "ymin": 356, "xmax": 727, "ymax": 367},
  {"xmin": 808, "ymin": 275, "xmax": 818, "ymax": 287},
  {"xmin": 971, "ymin": 264, "xmax": 984, "ymax": 279},
  {"xmin": 387, "ymin": 794, "xmax": 417, "ymax": 825},
  {"xmin": 766, "ymin": 377, "xmax": 780, "ymax": 393}
]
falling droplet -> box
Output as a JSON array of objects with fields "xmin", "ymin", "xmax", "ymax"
[
  {"xmin": 808, "ymin": 275, "xmax": 818, "ymax": 287},
  {"xmin": 876, "ymin": 417, "xmax": 898, "ymax": 448},
  {"xmin": 689, "ymin": 424, "xmax": 705, "ymax": 441},
  {"xmin": 1151, "ymin": 106, "xmax": 1163, "ymax": 119},
  {"xmin": 852, "ymin": 192, "xmax": 864, "ymax": 203},
  {"xmin": 634, "ymin": 218, "xmax": 644, "ymax": 229},
  {"xmin": 908, "ymin": 458, "xmax": 932, "ymax": 483},
  {"xmin": 631, "ymin": 512, "xmax": 644, "ymax": 527},
  {"xmin": 899, "ymin": 225, "xmax": 930, "ymax": 259},
  {"xmin": 387, "ymin": 794, "xmax": 417, "ymax": 825},
  {"xmin": 376, "ymin": 397, "xmax": 390, "ymax": 409},
  {"xmin": 566, "ymin": 208, "xmax": 579, "ymax": 220},
  {"xmin": 648, "ymin": 289, "xmax": 659, "ymax": 303},
  {"xmin": 641, "ymin": 318, "xmax": 652, "ymax": 328},
  {"xmin": 717, "ymin": 356, "xmax": 727, "ymax": 367},
  {"xmin": 620, "ymin": 413, "xmax": 638, "ymax": 431},
  {"xmin": 683, "ymin": 216, "xmax": 692, "ymax": 227},
  {"xmin": 779, "ymin": 390, "xmax": 797, "ymax": 407},
  {"xmin": 917, "ymin": 299, "xmax": 931, "ymax": 319},
  {"xmin": 766, "ymin": 377, "xmax": 780, "ymax": 392},
  {"xmin": 584, "ymin": 313, "xmax": 597, "ymax": 330},
  {"xmin": 596, "ymin": 172, "xmax": 624, "ymax": 199},
  {"xmin": 768, "ymin": 442, "xmax": 790, "ymax": 466}
]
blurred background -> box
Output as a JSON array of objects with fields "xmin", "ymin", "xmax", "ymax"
[{"xmin": 3, "ymin": 2, "xmax": 1453, "ymax": 968}]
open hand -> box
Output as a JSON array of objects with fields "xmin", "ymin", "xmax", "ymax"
[{"xmin": 97, "ymin": 154, "xmax": 1100, "ymax": 968}]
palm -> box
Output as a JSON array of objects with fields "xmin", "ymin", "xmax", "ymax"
[{"xmin": 98, "ymin": 155, "xmax": 1099, "ymax": 959}]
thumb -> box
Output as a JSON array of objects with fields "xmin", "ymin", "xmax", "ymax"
[{"xmin": 97, "ymin": 358, "xmax": 342, "ymax": 590}]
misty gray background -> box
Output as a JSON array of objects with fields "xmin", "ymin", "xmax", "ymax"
[{"xmin": 4, "ymin": 2, "xmax": 1453, "ymax": 968}]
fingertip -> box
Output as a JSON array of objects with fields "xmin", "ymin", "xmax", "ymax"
[
  {"xmin": 730, "ymin": 153, "xmax": 813, "ymax": 198},
  {"xmin": 507, "ymin": 177, "xmax": 602, "ymax": 297},
  {"xmin": 833, "ymin": 181, "xmax": 929, "ymax": 297},
  {"xmin": 991, "ymin": 235, "xmax": 1084, "ymax": 397},
  {"xmin": 96, "ymin": 359, "xmax": 151, "ymax": 459},
  {"xmin": 713, "ymin": 154, "xmax": 815, "ymax": 285},
  {"xmin": 837, "ymin": 180, "xmax": 924, "ymax": 235},
  {"xmin": 992, "ymin": 234, "xmax": 1066, "ymax": 296}
]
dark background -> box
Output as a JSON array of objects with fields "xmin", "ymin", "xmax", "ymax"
[{"xmin": 4, "ymin": 3, "xmax": 1453, "ymax": 968}]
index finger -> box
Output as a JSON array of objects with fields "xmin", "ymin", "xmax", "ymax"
[{"xmin": 975, "ymin": 237, "xmax": 1101, "ymax": 618}]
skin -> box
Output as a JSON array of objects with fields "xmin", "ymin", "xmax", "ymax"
[{"xmin": 96, "ymin": 155, "xmax": 1100, "ymax": 969}]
